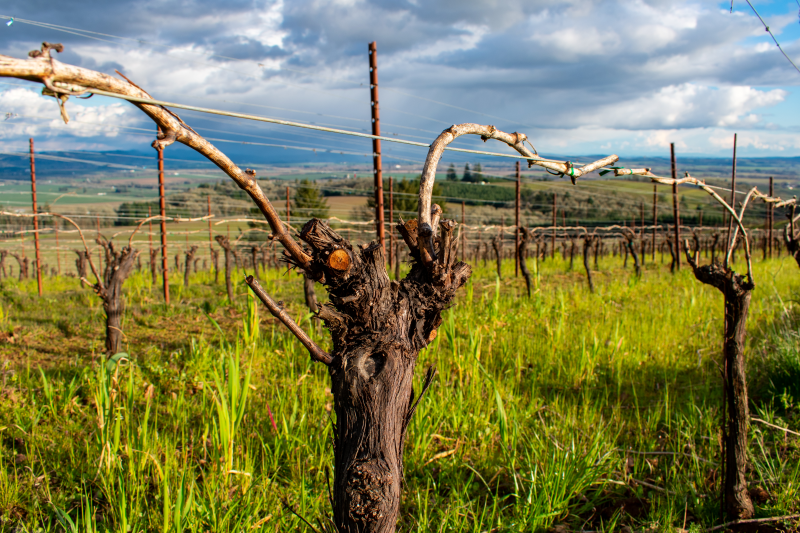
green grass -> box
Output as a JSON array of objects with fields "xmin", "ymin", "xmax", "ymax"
[{"xmin": 0, "ymin": 252, "xmax": 799, "ymax": 532}]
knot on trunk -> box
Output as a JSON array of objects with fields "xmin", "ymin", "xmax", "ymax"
[{"xmin": 345, "ymin": 459, "xmax": 394, "ymax": 525}]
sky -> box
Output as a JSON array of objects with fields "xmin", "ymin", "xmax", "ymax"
[{"xmin": 1, "ymin": 0, "xmax": 800, "ymax": 164}]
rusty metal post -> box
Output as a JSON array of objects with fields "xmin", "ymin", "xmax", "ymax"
[
  {"xmin": 652, "ymin": 184, "xmax": 657, "ymax": 262},
  {"xmin": 768, "ymin": 176, "xmax": 774, "ymax": 258},
  {"xmin": 148, "ymin": 206, "xmax": 153, "ymax": 257},
  {"xmin": 726, "ymin": 134, "xmax": 737, "ymax": 269},
  {"xmin": 207, "ymin": 195, "xmax": 213, "ymax": 263},
  {"xmin": 552, "ymin": 191, "xmax": 556, "ymax": 259},
  {"xmin": 286, "ymin": 185, "xmax": 291, "ymax": 225},
  {"xmin": 671, "ymin": 143, "xmax": 680, "ymax": 270},
  {"xmin": 515, "ymin": 161, "xmax": 520, "ymax": 276},
  {"xmin": 640, "ymin": 201, "xmax": 645, "ymax": 265},
  {"xmin": 389, "ymin": 177, "xmax": 394, "ymax": 268},
  {"xmin": 158, "ymin": 128, "xmax": 170, "ymax": 305},
  {"xmin": 96, "ymin": 216, "xmax": 102, "ymax": 274},
  {"xmin": 368, "ymin": 42, "xmax": 386, "ymax": 254},
  {"xmin": 54, "ymin": 218, "xmax": 60, "ymax": 275},
  {"xmin": 462, "ymin": 200, "xmax": 467, "ymax": 263},
  {"xmin": 29, "ymin": 139, "xmax": 42, "ymax": 296}
]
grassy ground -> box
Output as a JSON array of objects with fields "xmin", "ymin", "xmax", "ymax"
[{"xmin": 0, "ymin": 251, "xmax": 799, "ymax": 532}]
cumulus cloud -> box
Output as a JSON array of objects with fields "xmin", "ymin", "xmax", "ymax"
[
  {"xmin": 0, "ymin": 87, "xmax": 144, "ymax": 147},
  {"xmin": 0, "ymin": 0, "xmax": 797, "ymax": 156}
]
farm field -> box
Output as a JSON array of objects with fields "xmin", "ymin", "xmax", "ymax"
[{"xmin": 1, "ymin": 254, "xmax": 798, "ymax": 532}]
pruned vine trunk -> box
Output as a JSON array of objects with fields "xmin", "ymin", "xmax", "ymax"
[
  {"xmin": 184, "ymin": 245, "xmax": 198, "ymax": 288},
  {"xmin": 148, "ymin": 248, "xmax": 157, "ymax": 284},
  {"xmin": 491, "ymin": 236, "xmax": 502, "ymax": 279},
  {"xmin": 684, "ymin": 244, "xmax": 754, "ymax": 520},
  {"xmin": 10, "ymin": 253, "xmax": 28, "ymax": 281},
  {"xmin": 518, "ymin": 227, "xmax": 532, "ymax": 297},
  {"xmin": 667, "ymin": 237, "xmax": 677, "ymax": 273},
  {"xmin": 95, "ymin": 237, "xmax": 139, "ymax": 356},
  {"xmin": 251, "ymin": 246, "xmax": 261, "ymax": 280},
  {"xmin": 569, "ymin": 238, "xmax": 575, "ymax": 270},
  {"xmin": 75, "ymin": 250, "xmax": 88, "ymax": 279},
  {"xmin": 583, "ymin": 236, "xmax": 595, "ymax": 293},
  {"xmin": 211, "ymin": 248, "xmax": 220, "ymax": 283},
  {"xmin": 246, "ymin": 214, "xmax": 471, "ymax": 533},
  {"xmin": 626, "ymin": 237, "xmax": 641, "ymax": 277},
  {"xmin": 215, "ymin": 235, "xmax": 234, "ymax": 302},
  {"xmin": 784, "ymin": 220, "xmax": 800, "ymax": 269}
]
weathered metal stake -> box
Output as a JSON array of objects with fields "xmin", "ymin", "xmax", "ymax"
[
  {"xmin": 158, "ymin": 127, "xmax": 170, "ymax": 305},
  {"xmin": 29, "ymin": 138, "xmax": 42, "ymax": 296},
  {"xmin": 670, "ymin": 142, "xmax": 680, "ymax": 270},
  {"xmin": 369, "ymin": 41, "xmax": 386, "ymax": 254}
]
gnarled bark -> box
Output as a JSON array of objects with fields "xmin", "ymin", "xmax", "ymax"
[
  {"xmin": 95, "ymin": 237, "xmax": 139, "ymax": 356},
  {"xmin": 684, "ymin": 243, "xmax": 754, "ymax": 519}
]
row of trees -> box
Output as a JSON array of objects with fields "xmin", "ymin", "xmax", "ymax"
[{"xmin": 445, "ymin": 162, "xmax": 484, "ymax": 182}]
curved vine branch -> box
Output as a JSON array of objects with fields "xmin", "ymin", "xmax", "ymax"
[
  {"xmin": 0, "ymin": 44, "xmax": 311, "ymax": 270},
  {"xmin": 417, "ymin": 123, "xmax": 618, "ymax": 267}
]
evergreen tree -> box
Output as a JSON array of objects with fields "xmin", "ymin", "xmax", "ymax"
[
  {"xmin": 294, "ymin": 179, "xmax": 329, "ymax": 218},
  {"xmin": 367, "ymin": 176, "xmax": 445, "ymax": 219},
  {"xmin": 473, "ymin": 163, "xmax": 483, "ymax": 182},
  {"xmin": 446, "ymin": 163, "xmax": 457, "ymax": 181},
  {"xmin": 462, "ymin": 163, "xmax": 472, "ymax": 182}
]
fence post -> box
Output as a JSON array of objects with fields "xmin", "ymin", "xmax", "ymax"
[
  {"xmin": 368, "ymin": 42, "xmax": 386, "ymax": 254},
  {"xmin": 389, "ymin": 177, "xmax": 394, "ymax": 268},
  {"xmin": 652, "ymin": 184, "xmax": 657, "ymax": 262},
  {"xmin": 96, "ymin": 216, "xmax": 102, "ymax": 274},
  {"xmin": 29, "ymin": 138, "xmax": 42, "ymax": 296},
  {"xmin": 640, "ymin": 201, "xmax": 645, "ymax": 265},
  {"xmin": 515, "ymin": 161, "xmax": 520, "ymax": 276},
  {"xmin": 55, "ymin": 218, "xmax": 60, "ymax": 275},
  {"xmin": 768, "ymin": 176, "xmax": 774, "ymax": 258},
  {"xmin": 726, "ymin": 134, "xmax": 737, "ymax": 269},
  {"xmin": 552, "ymin": 192, "xmax": 557, "ymax": 259},
  {"xmin": 462, "ymin": 200, "xmax": 467, "ymax": 263},
  {"xmin": 286, "ymin": 185, "xmax": 291, "ymax": 225},
  {"xmin": 208, "ymin": 195, "xmax": 213, "ymax": 267},
  {"xmin": 670, "ymin": 142, "xmax": 680, "ymax": 271},
  {"xmin": 158, "ymin": 127, "xmax": 170, "ymax": 305}
]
